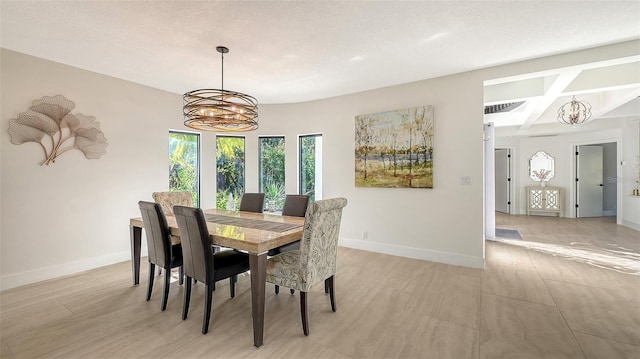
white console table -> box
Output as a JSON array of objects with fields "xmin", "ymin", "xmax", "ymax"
[{"xmin": 526, "ymin": 186, "xmax": 562, "ymax": 217}]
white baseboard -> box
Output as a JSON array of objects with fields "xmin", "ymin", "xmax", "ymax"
[
  {"xmin": 621, "ymin": 219, "xmax": 640, "ymax": 232},
  {"xmin": 338, "ymin": 236, "xmax": 485, "ymax": 269},
  {"xmin": 3, "ymin": 238, "xmax": 489, "ymax": 291},
  {"xmin": 0, "ymin": 250, "xmax": 134, "ymax": 291},
  {"xmin": 603, "ymin": 210, "xmax": 616, "ymax": 217}
]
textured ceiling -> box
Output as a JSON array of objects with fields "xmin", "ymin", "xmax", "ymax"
[{"xmin": 1, "ymin": 0, "xmax": 639, "ymax": 106}]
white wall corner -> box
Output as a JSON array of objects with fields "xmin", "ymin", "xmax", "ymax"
[{"xmin": 621, "ymin": 219, "xmax": 640, "ymax": 232}]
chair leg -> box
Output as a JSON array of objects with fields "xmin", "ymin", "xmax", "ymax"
[
  {"xmin": 300, "ymin": 291, "xmax": 309, "ymax": 336},
  {"xmin": 161, "ymin": 267, "xmax": 171, "ymax": 311},
  {"xmin": 290, "ymin": 288, "xmax": 295, "ymax": 295},
  {"xmin": 326, "ymin": 276, "xmax": 336, "ymax": 312},
  {"xmin": 324, "ymin": 280, "xmax": 329, "ymax": 294},
  {"xmin": 182, "ymin": 276, "xmax": 192, "ymax": 320},
  {"xmin": 202, "ymin": 284, "xmax": 214, "ymax": 334},
  {"xmin": 179, "ymin": 266, "xmax": 184, "ymax": 285},
  {"xmin": 146, "ymin": 263, "xmax": 155, "ymax": 301},
  {"xmin": 229, "ymin": 275, "xmax": 237, "ymax": 298},
  {"xmin": 275, "ymin": 285, "xmax": 280, "ymax": 294}
]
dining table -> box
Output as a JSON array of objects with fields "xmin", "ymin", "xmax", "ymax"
[{"xmin": 129, "ymin": 208, "xmax": 305, "ymax": 347}]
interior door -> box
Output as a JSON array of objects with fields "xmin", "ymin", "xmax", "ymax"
[
  {"xmin": 577, "ymin": 145, "xmax": 604, "ymax": 217},
  {"xmin": 494, "ymin": 148, "xmax": 510, "ymax": 213}
]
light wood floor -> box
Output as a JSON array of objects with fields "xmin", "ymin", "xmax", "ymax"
[{"xmin": 1, "ymin": 213, "xmax": 639, "ymax": 358}]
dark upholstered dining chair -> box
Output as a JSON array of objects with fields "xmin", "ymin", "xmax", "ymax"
[
  {"xmin": 282, "ymin": 194, "xmax": 310, "ymax": 218},
  {"xmin": 238, "ymin": 192, "xmax": 265, "ymax": 213},
  {"xmin": 173, "ymin": 205, "xmax": 251, "ymax": 334},
  {"xmin": 266, "ymin": 197, "xmax": 347, "ymax": 336},
  {"xmin": 138, "ymin": 201, "xmax": 184, "ymax": 311},
  {"xmin": 269, "ymin": 194, "xmax": 310, "ymax": 294}
]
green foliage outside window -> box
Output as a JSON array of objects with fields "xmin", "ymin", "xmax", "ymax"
[
  {"xmin": 259, "ymin": 137, "xmax": 285, "ymax": 211},
  {"xmin": 216, "ymin": 136, "xmax": 245, "ymax": 209},
  {"xmin": 169, "ymin": 132, "xmax": 199, "ymax": 206},
  {"xmin": 300, "ymin": 135, "xmax": 318, "ymax": 202}
]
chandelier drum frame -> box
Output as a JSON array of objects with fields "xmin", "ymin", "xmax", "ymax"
[
  {"xmin": 183, "ymin": 89, "xmax": 258, "ymax": 132},
  {"xmin": 183, "ymin": 46, "xmax": 259, "ymax": 132}
]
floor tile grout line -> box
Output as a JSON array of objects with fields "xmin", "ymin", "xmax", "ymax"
[
  {"xmin": 528, "ymin": 245, "xmax": 589, "ymax": 359},
  {"xmin": 505, "ymin": 219, "xmax": 590, "ymax": 358}
]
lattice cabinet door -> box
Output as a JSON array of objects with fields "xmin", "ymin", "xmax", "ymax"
[{"xmin": 526, "ymin": 186, "xmax": 562, "ymax": 217}]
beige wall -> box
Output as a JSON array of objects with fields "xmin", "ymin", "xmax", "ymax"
[
  {"xmin": 257, "ymin": 72, "xmax": 486, "ymax": 265},
  {"xmin": 2, "ymin": 40, "xmax": 638, "ymax": 290},
  {"xmin": 1, "ymin": 49, "xmax": 181, "ymax": 289}
]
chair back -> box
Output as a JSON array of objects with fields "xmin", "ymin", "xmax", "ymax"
[
  {"xmin": 282, "ymin": 195, "xmax": 310, "ymax": 217},
  {"xmin": 138, "ymin": 201, "xmax": 173, "ymax": 269},
  {"xmin": 152, "ymin": 191, "xmax": 193, "ymax": 215},
  {"xmin": 173, "ymin": 205, "xmax": 213, "ymax": 284},
  {"xmin": 298, "ymin": 197, "xmax": 347, "ymax": 291},
  {"xmin": 239, "ymin": 193, "xmax": 265, "ymax": 213}
]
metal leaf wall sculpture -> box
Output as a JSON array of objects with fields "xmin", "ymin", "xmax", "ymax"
[{"xmin": 8, "ymin": 95, "xmax": 108, "ymax": 165}]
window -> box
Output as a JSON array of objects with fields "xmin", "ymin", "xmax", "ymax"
[
  {"xmin": 299, "ymin": 134, "xmax": 322, "ymax": 202},
  {"xmin": 259, "ymin": 136, "xmax": 285, "ymax": 211},
  {"xmin": 216, "ymin": 136, "xmax": 245, "ymax": 209},
  {"xmin": 168, "ymin": 131, "xmax": 200, "ymax": 206}
]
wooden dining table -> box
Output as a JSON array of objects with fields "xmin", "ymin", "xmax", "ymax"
[{"xmin": 129, "ymin": 208, "xmax": 305, "ymax": 347}]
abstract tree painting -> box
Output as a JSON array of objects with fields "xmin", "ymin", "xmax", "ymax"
[
  {"xmin": 355, "ymin": 105, "xmax": 434, "ymax": 188},
  {"xmin": 8, "ymin": 95, "xmax": 108, "ymax": 165}
]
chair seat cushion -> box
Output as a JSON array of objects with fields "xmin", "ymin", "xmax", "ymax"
[
  {"xmin": 267, "ymin": 240, "xmax": 300, "ymax": 256},
  {"xmin": 170, "ymin": 244, "xmax": 183, "ymax": 268},
  {"xmin": 211, "ymin": 250, "xmax": 250, "ymax": 282},
  {"xmin": 265, "ymin": 250, "xmax": 303, "ymax": 291},
  {"xmin": 213, "ymin": 250, "xmax": 249, "ymax": 269},
  {"xmin": 277, "ymin": 240, "xmax": 300, "ymax": 252}
]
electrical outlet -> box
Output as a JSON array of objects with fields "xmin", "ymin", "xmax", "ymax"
[
  {"xmin": 362, "ymin": 231, "xmax": 368, "ymax": 240},
  {"xmin": 460, "ymin": 176, "xmax": 471, "ymax": 185}
]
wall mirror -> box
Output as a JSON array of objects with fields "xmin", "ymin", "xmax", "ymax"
[{"xmin": 529, "ymin": 150, "xmax": 555, "ymax": 182}]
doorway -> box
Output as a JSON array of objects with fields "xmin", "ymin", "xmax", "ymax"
[
  {"xmin": 575, "ymin": 142, "xmax": 617, "ymax": 218},
  {"xmin": 495, "ymin": 148, "xmax": 511, "ymax": 214}
]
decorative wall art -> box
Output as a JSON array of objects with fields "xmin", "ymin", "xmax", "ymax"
[
  {"xmin": 355, "ymin": 105, "xmax": 434, "ymax": 188},
  {"xmin": 8, "ymin": 95, "xmax": 108, "ymax": 165}
]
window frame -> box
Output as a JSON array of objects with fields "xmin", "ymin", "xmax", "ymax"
[
  {"xmin": 215, "ymin": 135, "xmax": 246, "ymax": 210},
  {"xmin": 259, "ymin": 135, "xmax": 286, "ymax": 211},
  {"xmin": 298, "ymin": 133, "xmax": 322, "ymax": 201},
  {"xmin": 168, "ymin": 130, "xmax": 201, "ymax": 207}
]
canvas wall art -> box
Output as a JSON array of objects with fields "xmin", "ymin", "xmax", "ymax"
[{"xmin": 355, "ymin": 105, "xmax": 434, "ymax": 188}]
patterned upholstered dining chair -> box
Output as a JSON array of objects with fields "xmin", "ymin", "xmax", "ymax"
[
  {"xmin": 265, "ymin": 197, "xmax": 347, "ymax": 336},
  {"xmin": 152, "ymin": 191, "xmax": 193, "ymax": 215},
  {"xmin": 269, "ymin": 194, "xmax": 310, "ymax": 294}
]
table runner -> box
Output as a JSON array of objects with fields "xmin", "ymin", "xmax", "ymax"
[{"xmin": 204, "ymin": 213, "xmax": 302, "ymax": 233}]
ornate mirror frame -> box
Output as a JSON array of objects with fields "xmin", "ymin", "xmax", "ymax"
[{"xmin": 529, "ymin": 150, "xmax": 555, "ymax": 182}]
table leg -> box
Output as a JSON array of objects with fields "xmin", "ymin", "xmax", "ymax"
[
  {"xmin": 249, "ymin": 253, "xmax": 267, "ymax": 347},
  {"xmin": 130, "ymin": 225, "xmax": 142, "ymax": 286}
]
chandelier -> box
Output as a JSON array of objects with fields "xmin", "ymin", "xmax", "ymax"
[
  {"xmin": 183, "ymin": 46, "xmax": 258, "ymax": 132},
  {"xmin": 557, "ymin": 95, "xmax": 591, "ymax": 126}
]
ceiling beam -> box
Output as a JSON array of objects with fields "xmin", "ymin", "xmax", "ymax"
[
  {"xmin": 518, "ymin": 68, "xmax": 583, "ymax": 130},
  {"xmin": 593, "ymin": 87, "xmax": 640, "ymax": 120}
]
